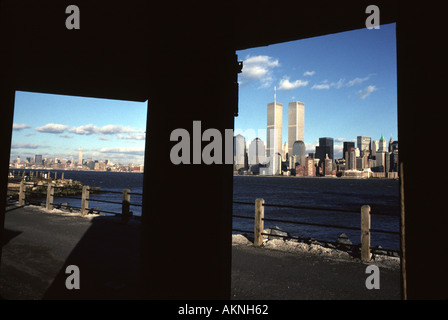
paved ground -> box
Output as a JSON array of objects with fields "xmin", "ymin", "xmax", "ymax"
[{"xmin": 0, "ymin": 205, "xmax": 402, "ymax": 300}]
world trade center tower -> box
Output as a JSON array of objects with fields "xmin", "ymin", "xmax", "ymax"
[
  {"xmin": 266, "ymin": 101, "xmax": 283, "ymax": 158},
  {"xmin": 288, "ymin": 101, "xmax": 305, "ymax": 156}
]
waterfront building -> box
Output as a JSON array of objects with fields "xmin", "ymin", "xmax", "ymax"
[
  {"xmin": 375, "ymin": 150, "xmax": 387, "ymax": 172},
  {"xmin": 282, "ymin": 141, "xmax": 287, "ymax": 161},
  {"xmin": 343, "ymin": 142, "xmax": 355, "ymax": 160},
  {"xmin": 260, "ymin": 152, "xmax": 281, "ymax": 175},
  {"xmin": 266, "ymin": 101, "xmax": 282, "ymax": 158},
  {"xmin": 389, "ymin": 139, "xmax": 398, "ymax": 152},
  {"xmin": 292, "ymin": 140, "xmax": 306, "ymax": 167},
  {"xmin": 315, "ymin": 137, "xmax": 334, "ymax": 164},
  {"xmin": 288, "ymin": 101, "xmax": 305, "ymax": 157},
  {"xmin": 233, "ymin": 134, "xmax": 247, "ymax": 170},
  {"xmin": 248, "ymin": 137, "xmax": 266, "ymax": 166},
  {"xmin": 357, "ymin": 136, "xmax": 371, "ymax": 156},
  {"xmin": 371, "ymin": 140, "xmax": 379, "ymax": 157},
  {"xmin": 345, "ymin": 147, "xmax": 356, "ymax": 170},
  {"xmin": 78, "ymin": 148, "xmax": 83, "ymax": 165},
  {"xmin": 34, "ymin": 154, "xmax": 43, "ymax": 165},
  {"xmin": 323, "ymin": 154, "xmax": 334, "ymax": 176},
  {"xmin": 379, "ymin": 134, "xmax": 387, "ymax": 152}
]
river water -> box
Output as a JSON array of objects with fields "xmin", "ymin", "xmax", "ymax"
[{"xmin": 11, "ymin": 169, "xmax": 401, "ymax": 251}]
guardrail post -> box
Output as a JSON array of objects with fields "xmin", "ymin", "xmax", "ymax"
[
  {"xmin": 81, "ymin": 185, "xmax": 89, "ymax": 216},
  {"xmin": 361, "ymin": 205, "xmax": 371, "ymax": 261},
  {"xmin": 122, "ymin": 189, "xmax": 131, "ymax": 223},
  {"xmin": 254, "ymin": 198, "xmax": 265, "ymax": 247},
  {"xmin": 18, "ymin": 179, "xmax": 25, "ymax": 206},
  {"xmin": 46, "ymin": 182, "xmax": 54, "ymax": 210}
]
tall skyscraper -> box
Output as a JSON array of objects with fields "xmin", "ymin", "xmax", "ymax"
[
  {"xmin": 248, "ymin": 138, "xmax": 266, "ymax": 165},
  {"xmin": 78, "ymin": 148, "xmax": 83, "ymax": 165},
  {"xmin": 371, "ymin": 140, "xmax": 379, "ymax": 157},
  {"xmin": 378, "ymin": 134, "xmax": 387, "ymax": 152},
  {"xmin": 343, "ymin": 142, "xmax": 355, "ymax": 160},
  {"xmin": 357, "ymin": 136, "xmax": 371, "ymax": 155},
  {"xmin": 266, "ymin": 101, "xmax": 282, "ymax": 158},
  {"xmin": 288, "ymin": 101, "xmax": 305, "ymax": 157},
  {"xmin": 292, "ymin": 140, "xmax": 306, "ymax": 166},
  {"xmin": 34, "ymin": 154, "xmax": 43, "ymax": 165},
  {"xmin": 233, "ymin": 134, "xmax": 247, "ymax": 170},
  {"xmin": 315, "ymin": 137, "xmax": 334, "ymax": 163}
]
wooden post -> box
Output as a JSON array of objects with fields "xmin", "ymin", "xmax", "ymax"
[
  {"xmin": 361, "ymin": 205, "xmax": 371, "ymax": 261},
  {"xmin": 254, "ymin": 198, "xmax": 265, "ymax": 247},
  {"xmin": 46, "ymin": 182, "xmax": 54, "ymax": 210},
  {"xmin": 81, "ymin": 185, "xmax": 89, "ymax": 216},
  {"xmin": 18, "ymin": 179, "xmax": 25, "ymax": 206},
  {"xmin": 61, "ymin": 172, "xmax": 64, "ymax": 180},
  {"xmin": 122, "ymin": 189, "xmax": 131, "ymax": 223},
  {"xmin": 54, "ymin": 171, "xmax": 57, "ymax": 180}
]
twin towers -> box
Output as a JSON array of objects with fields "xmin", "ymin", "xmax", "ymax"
[{"xmin": 266, "ymin": 100, "xmax": 305, "ymax": 160}]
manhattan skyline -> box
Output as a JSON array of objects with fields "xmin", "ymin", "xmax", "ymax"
[
  {"xmin": 9, "ymin": 23, "xmax": 396, "ymax": 164},
  {"xmin": 236, "ymin": 23, "xmax": 397, "ymax": 158}
]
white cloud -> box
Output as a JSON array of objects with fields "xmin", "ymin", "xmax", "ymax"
[
  {"xmin": 239, "ymin": 55, "xmax": 279, "ymax": 88},
  {"xmin": 305, "ymin": 142, "xmax": 317, "ymax": 154},
  {"xmin": 99, "ymin": 124, "xmax": 134, "ymax": 135},
  {"xmin": 331, "ymin": 78, "xmax": 345, "ymax": 89},
  {"xmin": 303, "ymin": 71, "xmax": 315, "ymax": 76},
  {"xmin": 311, "ymin": 76, "xmax": 371, "ymax": 91},
  {"xmin": 13, "ymin": 123, "xmax": 31, "ymax": 131},
  {"xmin": 59, "ymin": 134, "xmax": 74, "ymax": 139},
  {"xmin": 346, "ymin": 76, "xmax": 369, "ymax": 87},
  {"xmin": 358, "ymin": 85, "xmax": 377, "ymax": 99},
  {"xmin": 335, "ymin": 138, "xmax": 345, "ymax": 143},
  {"xmin": 97, "ymin": 147, "xmax": 145, "ymax": 155},
  {"xmin": 69, "ymin": 124, "xmax": 98, "ymax": 135},
  {"xmin": 117, "ymin": 133, "xmax": 146, "ymax": 140},
  {"xmin": 311, "ymin": 83, "xmax": 330, "ymax": 90},
  {"xmin": 278, "ymin": 77, "xmax": 308, "ymax": 90},
  {"xmin": 69, "ymin": 124, "xmax": 137, "ymax": 135},
  {"xmin": 11, "ymin": 142, "xmax": 46, "ymax": 149},
  {"xmin": 35, "ymin": 123, "xmax": 69, "ymax": 134}
]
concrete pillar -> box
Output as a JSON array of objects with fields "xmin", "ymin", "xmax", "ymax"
[
  {"xmin": 0, "ymin": 87, "xmax": 15, "ymax": 266},
  {"xmin": 140, "ymin": 32, "xmax": 236, "ymax": 299}
]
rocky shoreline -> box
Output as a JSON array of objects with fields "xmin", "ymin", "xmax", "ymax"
[
  {"xmin": 7, "ymin": 176, "xmax": 103, "ymax": 201},
  {"xmin": 232, "ymin": 227, "xmax": 401, "ymax": 269}
]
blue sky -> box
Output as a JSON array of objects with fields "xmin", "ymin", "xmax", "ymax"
[
  {"xmin": 10, "ymin": 23, "xmax": 396, "ymax": 164},
  {"xmin": 236, "ymin": 23, "xmax": 397, "ymax": 158},
  {"xmin": 10, "ymin": 92, "xmax": 148, "ymax": 164}
]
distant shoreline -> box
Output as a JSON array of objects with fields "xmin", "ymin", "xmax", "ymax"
[
  {"xmin": 9, "ymin": 168, "xmax": 143, "ymax": 174},
  {"xmin": 233, "ymin": 173, "xmax": 398, "ymax": 180}
]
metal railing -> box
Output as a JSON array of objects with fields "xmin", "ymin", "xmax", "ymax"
[
  {"xmin": 232, "ymin": 199, "xmax": 400, "ymax": 260},
  {"xmin": 8, "ymin": 178, "xmax": 401, "ymax": 258},
  {"xmin": 8, "ymin": 179, "xmax": 142, "ymax": 223}
]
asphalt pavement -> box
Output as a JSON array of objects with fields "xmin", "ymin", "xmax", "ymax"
[{"xmin": 0, "ymin": 205, "xmax": 402, "ymax": 300}]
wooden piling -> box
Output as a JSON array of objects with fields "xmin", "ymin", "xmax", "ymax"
[
  {"xmin": 254, "ymin": 198, "xmax": 265, "ymax": 247},
  {"xmin": 81, "ymin": 185, "xmax": 89, "ymax": 216},
  {"xmin": 361, "ymin": 205, "xmax": 371, "ymax": 261},
  {"xmin": 46, "ymin": 182, "xmax": 54, "ymax": 210},
  {"xmin": 18, "ymin": 180, "xmax": 25, "ymax": 206},
  {"xmin": 122, "ymin": 189, "xmax": 131, "ymax": 223}
]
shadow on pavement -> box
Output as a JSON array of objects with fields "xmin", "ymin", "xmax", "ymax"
[{"xmin": 42, "ymin": 216, "xmax": 142, "ymax": 300}]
